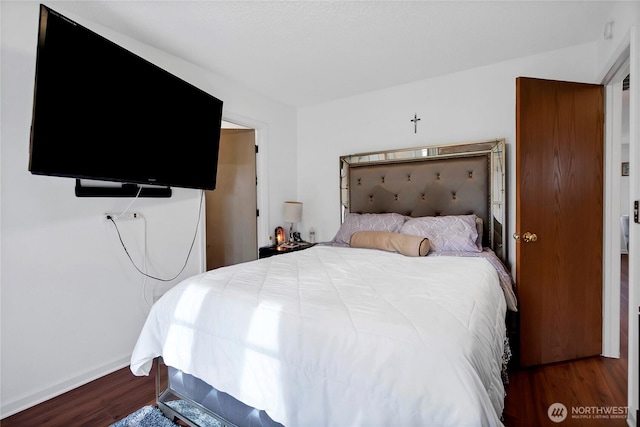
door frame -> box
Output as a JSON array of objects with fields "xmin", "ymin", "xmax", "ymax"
[
  {"xmin": 601, "ymin": 46, "xmax": 630, "ymax": 359},
  {"xmin": 599, "ymin": 25, "xmax": 639, "ymax": 424},
  {"xmin": 626, "ymin": 24, "xmax": 639, "ymax": 426}
]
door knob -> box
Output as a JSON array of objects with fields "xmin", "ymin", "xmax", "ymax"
[{"xmin": 513, "ymin": 231, "xmax": 538, "ymax": 243}]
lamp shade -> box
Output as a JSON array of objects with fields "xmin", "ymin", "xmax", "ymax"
[{"xmin": 283, "ymin": 201, "xmax": 302, "ymax": 223}]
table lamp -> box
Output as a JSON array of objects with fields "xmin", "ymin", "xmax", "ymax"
[{"xmin": 283, "ymin": 201, "xmax": 302, "ymax": 243}]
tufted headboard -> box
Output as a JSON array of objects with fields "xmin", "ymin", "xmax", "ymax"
[{"xmin": 340, "ymin": 139, "xmax": 506, "ymax": 261}]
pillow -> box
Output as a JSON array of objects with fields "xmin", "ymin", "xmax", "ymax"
[
  {"xmin": 350, "ymin": 231, "xmax": 430, "ymax": 257},
  {"xmin": 331, "ymin": 213, "xmax": 407, "ymax": 245},
  {"xmin": 400, "ymin": 214, "xmax": 481, "ymax": 253}
]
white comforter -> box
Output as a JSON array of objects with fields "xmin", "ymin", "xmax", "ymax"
[{"xmin": 131, "ymin": 245, "xmax": 507, "ymax": 427}]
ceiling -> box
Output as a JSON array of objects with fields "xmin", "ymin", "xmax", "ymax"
[{"xmin": 47, "ymin": 1, "xmax": 618, "ymax": 108}]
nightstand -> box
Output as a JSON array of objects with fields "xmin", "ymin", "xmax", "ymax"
[{"xmin": 259, "ymin": 242, "xmax": 316, "ymax": 259}]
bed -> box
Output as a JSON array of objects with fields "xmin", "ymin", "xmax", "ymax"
[{"xmin": 130, "ymin": 139, "xmax": 517, "ymax": 427}]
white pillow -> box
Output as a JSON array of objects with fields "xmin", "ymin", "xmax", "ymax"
[
  {"xmin": 331, "ymin": 213, "xmax": 407, "ymax": 245},
  {"xmin": 400, "ymin": 214, "xmax": 481, "ymax": 253}
]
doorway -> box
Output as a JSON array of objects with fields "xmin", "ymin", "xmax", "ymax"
[
  {"xmin": 601, "ymin": 46, "xmax": 635, "ymax": 421},
  {"xmin": 603, "ymin": 67, "xmax": 631, "ymax": 361},
  {"xmin": 205, "ymin": 127, "xmax": 258, "ymax": 270}
]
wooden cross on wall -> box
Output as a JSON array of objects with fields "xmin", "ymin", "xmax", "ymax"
[{"xmin": 411, "ymin": 113, "xmax": 421, "ymax": 133}]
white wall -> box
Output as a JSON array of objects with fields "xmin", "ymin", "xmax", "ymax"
[
  {"xmin": 0, "ymin": 1, "xmax": 296, "ymax": 417},
  {"xmin": 3, "ymin": 0, "xmax": 638, "ymax": 420},
  {"xmin": 596, "ymin": 1, "xmax": 639, "ymax": 82},
  {"xmin": 297, "ymin": 42, "xmax": 599, "ymax": 271}
]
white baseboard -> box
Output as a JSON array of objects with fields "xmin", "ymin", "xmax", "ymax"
[{"xmin": 0, "ymin": 355, "xmax": 131, "ymax": 419}]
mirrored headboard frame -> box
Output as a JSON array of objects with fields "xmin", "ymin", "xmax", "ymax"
[{"xmin": 339, "ymin": 139, "xmax": 506, "ymax": 261}]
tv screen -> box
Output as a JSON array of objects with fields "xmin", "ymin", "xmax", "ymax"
[{"xmin": 29, "ymin": 5, "xmax": 223, "ymax": 192}]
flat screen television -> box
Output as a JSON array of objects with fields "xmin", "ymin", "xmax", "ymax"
[{"xmin": 29, "ymin": 5, "xmax": 223, "ymax": 195}]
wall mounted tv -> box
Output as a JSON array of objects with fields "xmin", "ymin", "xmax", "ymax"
[{"xmin": 29, "ymin": 5, "xmax": 223, "ymax": 197}]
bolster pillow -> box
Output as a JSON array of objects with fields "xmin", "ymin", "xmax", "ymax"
[{"xmin": 349, "ymin": 231, "xmax": 430, "ymax": 257}]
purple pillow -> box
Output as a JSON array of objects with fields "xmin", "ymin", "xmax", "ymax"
[
  {"xmin": 332, "ymin": 213, "xmax": 407, "ymax": 245},
  {"xmin": 400, "ymin": 214, "xmax": 481, "ymax": 253}
]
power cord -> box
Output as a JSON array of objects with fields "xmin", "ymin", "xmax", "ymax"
[{"xmin": 107, "ymin": 190, "xmax": 204, "ymax": 282}]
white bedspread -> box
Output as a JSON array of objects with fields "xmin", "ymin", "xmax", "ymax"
[{"xmin": 131, "ymin": 245, "xmax": 507, "ymax": 427}]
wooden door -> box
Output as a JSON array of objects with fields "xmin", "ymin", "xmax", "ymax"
[
  {"xmin": 516, "ymin": 77, "xmax": 604, "ymax": 366},
  {"xmin": 205, "ymin": 129, "xmax": 257, "ymax": 270}
]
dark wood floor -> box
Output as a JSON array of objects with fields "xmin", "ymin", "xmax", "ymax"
[
  {"xmin": 0, "ymin": 365, "xmax": 158, "ymax": 426},
  {"xmin": 2, "ymin": 255, "xmax": 630, "ymax": 427},
  {"xmin": 503, "ymin": 254, "xmax": 629, "ymax": 426}
]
